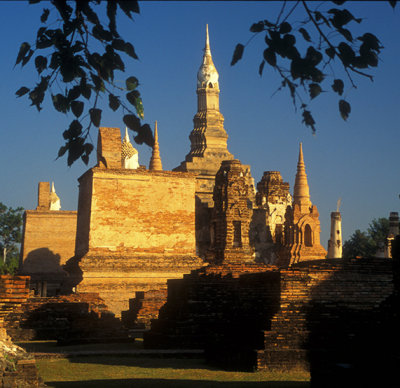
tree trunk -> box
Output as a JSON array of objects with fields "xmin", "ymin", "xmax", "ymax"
[{"xmin": 3, "ymin": 247, "xmax": 6, "ymax": 263}]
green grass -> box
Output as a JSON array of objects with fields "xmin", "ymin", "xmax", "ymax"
[{"xmin": 36, "ymin": 357, "xmax": 310, "ymax": 388}]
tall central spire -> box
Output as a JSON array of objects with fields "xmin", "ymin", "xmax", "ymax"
[
  {"xmin": 197, "ymin": 24, "xmax": 219, "ymax": 90},
  {"xmin": 293, "ymin": 143, "xmax": 311, "ymax": 211}
]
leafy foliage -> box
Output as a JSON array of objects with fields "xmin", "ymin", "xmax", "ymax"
[
  {"xmin": 342, "ymin": 217, "xmax": 390, "ymax": 258},
  {"xmin": 231, "ymin": 1, "xmax": 396, "ymax": 133},
  {"xmin": 0, "ymin": 203, "xmax": 24, "ymax": 269},
  {"xmin": 15, "ymin": 0, "xmax": 153, "ymax": 166}
]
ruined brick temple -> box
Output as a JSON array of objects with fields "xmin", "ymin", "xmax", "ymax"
[
  {"xmin": 15, "ymin": 26, "xmax": 399, "ymax": 380},
  {"xmin": 19, "ymin": 25, "xmax": 328, "ymax": 315}
]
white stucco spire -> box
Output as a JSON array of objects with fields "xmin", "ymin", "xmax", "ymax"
[
  {"xmin": 197, "ymin": 24, "xmax": 219, "ymax": 89},
  {"xmin": 121, "ymin": 127, "xmax": 139, "ymax": 169},
  {"xmin": 49, "ymin": 181, "xmax": 61, "ymax": 211},
  {"xmin": 123, "ymin": 126, "xmax": 130, "ymax": 142}
]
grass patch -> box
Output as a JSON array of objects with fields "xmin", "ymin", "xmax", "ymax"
[
  {"xmin": 17, "ymin": 340, "xmax": 140, "ymax": 353},
  {"xmin": 37, "ymin": 356, "xmax": 310, "ymax": 388}
]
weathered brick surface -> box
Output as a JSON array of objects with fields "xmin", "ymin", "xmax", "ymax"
[
  {"xmin": 75, "ymin": 255, "xmax": 204, "ymax": 316},
  {"xmin": 3, "ymin": 292, "xmax": 125, "ymax": 343},
  {"xmin": 145, "ymin": 258, "xmax": 398, "ymax": 377},
  {"xmin": 76, "ymin": 168, "xmax": 197, "ymax": 256},
  {"xmin": 122, "ymin": 289, "xmax": 168, "ymax": 329},
  {"xmin": 258, "ymin": 258, "xmax": 398, "ymax": 387},
  {"xmin": 96, "ymin": 127, "xmax": 122, "ymax": 169},
  {"xmin": 208, "ymin": 160, "xmax": 255, "ymax": 264},
  {"xmin": 144, "ymin": 263, "xmax": 278, "ymax": 360},
  {"xmin": 0, "ymin": 276, "xmax": 45, "ymax": 387},
  {"xmin": 71, "ymin": 167, "xmax": 204, "ymax": 316},
  {"xmin": 19, "ymin": 211, "xmax": 77, "ymax": 291}
]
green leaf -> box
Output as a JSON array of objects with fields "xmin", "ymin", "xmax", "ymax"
[
  {"xmin": 67, "ymin": 138, "xmax": 84, "ymax": 166},
  {"xmin": 328, "ymin": 8, "xmax": 356, "ymax": 28},
  {"xmin": 68, "ymin": 120, "xmax": 83, "ymax": 137},
  {"xmin": 21, "ymin": 49, "xmax": 34, "ymax": 67},
  {"xmin": 108, "ymin": 94, "xmax": 120, "ymax": 111},
  {"xmin": 231, "ymin": 44, "xmax": 244, "ymax": 66},
  {"xmin": 250, "ymin": 22, "xmax": 264, "ymax": 33},
  {"xmin": 124, "ymin": 42, "xmax": 138, "ymax": 59},
  {"xmin": 34, "ymin": 55, "xmax": 47, "ymax": 74},
  {"xmin": 306, "ymin": 46, "xmax": 322, "ymax": 66},
  {"xmin": 123, "ymin": 114, "xmax": 141, "ymax": 132},
  {"xmin": 332, "ymin": 79, "xmax": 344, "ymax": 95},
  {"xmin": 117, "ymin": 0, "xmax": 140, "ymax": 19},
  {"xmin": 279, "ymin": 22, "xmax": 292, "ymax": 34},
  {"xmin": 111, "ymin": 38, "xmax": 126, "ymax": 51},
  {"xmin": 302, "ymin": 109, "xmax": 316, "ymax": 133},
  {"xmin": 339, "ymin": 99, "xmax": 351, "ymax": 120},
  {"xmin": 92, "ymin": 25, "xmax": 113, "ymax": 42},
  {"xmin": 126, "ymin": 76, "xmax": 138, "ymax": 90},
  {"xmin": 15, "ymin": 87, "xmax": 30, "ymax": 98},
  {"xmin": 134, "ymin": 123, "xmax": 153, "ymax": 146},
  {"xmin": 58, "ymin": 145, "xmax": 68, "ymax": 158},
  {"xmin": 71, "ymin": 101, "xmax": 84, "ymax": 118},
  {"xmin": 107, "ymin": 1, "xmax": 117, "ymax": 36},
  {"xmin": 389, "ymin": 1, "xmax": 397, "ymax": 9},
  {"xmin": 259, "ymin": 60, "xmax": 265, "ymax": 76},
  {"xmin": 263, "ymin": 48, "xmax": 276, "ymax": 67},
  {"xmin": 337, "ymin": 27, "xmax": 353, "ymax": 42},
  {"xmin": 51, "ymin": 93, "xmax": 69, "ymax": 113},
  {"xmin": 68, "ymin": 85, "xmax": 81, "ymax": 101},
  {"xmin": 15, "ymin": 42, "xmax": 31, "ymax": 66},
  {"xmin": 309, "ymin": 83, "xmax": 322, "ymax": 99},
  {"xmin": 298, "ymin": 28, "xmax": 311, "ymax": 42},
  {"xmin": 90, "ymin": 72, "xmax": 105, "ymax": 92},
  {"xmin": 338, "ymin": 42, "xmax": 355, "ymax": 65},
  {"xmin": 40, "ymin": 8, "xmax": 50, "ymax": 23},
  {"xmin": 135, "ymin": 96, "xmax": 144, "ymax": 119},
  {"xmin": 89, "ymin": 108, "xmax": 102, "ymax": 127},
  {"xmin": 325, "ymin": 47, "xmax": 336, "ymax": 59}
]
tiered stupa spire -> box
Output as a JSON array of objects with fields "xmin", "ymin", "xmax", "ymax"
[
  {"xmin": 49, "ymin": 182, "xmax": 61, "ymax": 210},
  {"xmin": 293, "ymin": 143, "xmax": 311, "ymax": 212},
  {"xmin": 197, "ymin": 24, "xmax": 219, "ymax": 90},
  {"xmin": 121, "ymin": 127, "xmax": 139, "ymax": 169},
  {"xmin": 149, "ymin": 121, "xmax": 163, "ymax": 171}
]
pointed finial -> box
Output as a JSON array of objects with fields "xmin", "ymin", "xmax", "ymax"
[
  {"xmin": 197, "ymin": 24, "xmax": 219, "ymax": 88},
  {"xmin": 124, "ymin": 127, "xmax": 130, "ymax": 143},
  {"xmin": 336, "ymin": 198, "xmax": 341, "ymax": 212},
  {"xmin": 149, "ymin": 121, "xmax": 163, "ymax": 171},
  {"xmin": 205, "ymin": 24, "xmax": 210, "ymax": 52},
  {"xmin": 293, "ymin": 142, "xmax": 311, "ymax": 210},
  {"xmin": 49, "ymin": 181, "xmax": 61, "ymax": 210}
]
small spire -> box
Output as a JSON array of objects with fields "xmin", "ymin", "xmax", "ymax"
[
  {"xmin": 124, "ymin": 126, "xmax": 130, "ymax": 142},
  {"xmin": 293, "ymin": 143, "xmax": 311, "ymax": 209},
  {"xmin": 49, "ymin": 181, "xmax": 61, "ymax": 211},
  {"xmin": 205, "ymin": 24, "xmax": 210, "ymax": 54},
  {"xmin": 149, "ymin": 121, "xmax": 163, "ymax": 171}
]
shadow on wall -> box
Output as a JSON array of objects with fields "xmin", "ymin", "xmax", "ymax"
[
  {"xmin": 304, "ymin": 257, "xmax": 399, "ymax": 388},
  {"xmin": 21, "ymin": 248, "xmax": 63, "ymax": 274},
  {"xmin": 20, "ymin": 248, "xmax": 70, "ymax": 296}
]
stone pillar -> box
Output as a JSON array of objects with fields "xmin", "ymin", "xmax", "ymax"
[
  {"xmin": 36, "ymin": 182, "xmax": 50, "ymax": 210},
  {"xmin": 327, "ymin": 211, "xmax": 342, "ymax": 258},
  {"xmin": 208, "ymin": 159, "xmax": 254, "ymax": 264}
]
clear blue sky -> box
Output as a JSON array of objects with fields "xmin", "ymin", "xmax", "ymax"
[{"xmin": 0, "ymin": 1, "xmax": 399, "ymax": 247}]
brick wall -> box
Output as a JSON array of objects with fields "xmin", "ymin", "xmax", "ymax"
[
  {"xmin": 76, "ymin": 168, "xmax": 197, "ymax": 257},
  {"xmin": 19, "ymin": 210, "xmax": 77, "ymax": 293},
  {"xmin": 145, "ymin": 258, "xmax": 397, "ymax": 377}
]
